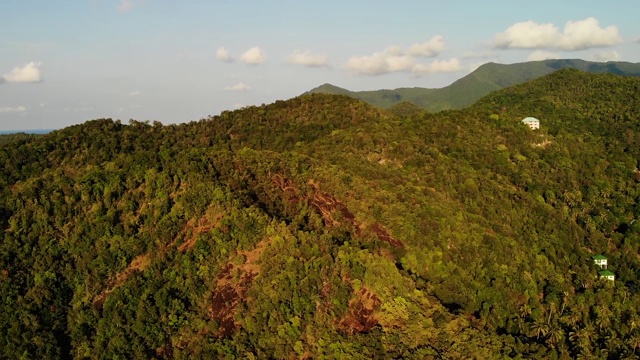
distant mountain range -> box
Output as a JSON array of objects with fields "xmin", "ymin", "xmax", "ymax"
[{"xmin": 307, "ymin": 59, "xmax": 640, "ymax": 111}]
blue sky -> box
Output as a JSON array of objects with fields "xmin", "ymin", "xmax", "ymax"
[{"xmin": 0, "ymin": 0, "xmax": 639, "ymax": 130}]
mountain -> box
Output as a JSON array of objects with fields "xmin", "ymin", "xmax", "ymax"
[
  {"xmin": 307, "ymin": 59, "xmax": 640, "ymax": 111},
  {"xmin": 3, "ymin": 69, "xmax": 640, "ymax": 358}
]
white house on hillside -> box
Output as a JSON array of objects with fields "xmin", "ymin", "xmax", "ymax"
[
  {"xmin": 599, "ymin": 270, "xmax": 615, "ymax": 281},
  {"xmin": 593, "ymin": 255, "xmax": 608, "ymax": 269},
  {"xmin": 521, "ymin": 117, "xmax": 540, "ymax": 130}
]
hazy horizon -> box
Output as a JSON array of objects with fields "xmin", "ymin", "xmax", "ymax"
[{"xmin": 1, "ymin": 0, "xmax": 639, "ymax": 131}]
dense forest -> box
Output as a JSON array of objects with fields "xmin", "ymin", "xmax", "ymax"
[{"xmin": 2, "ymin": 69, "xmax": 640, "ymax": 359}]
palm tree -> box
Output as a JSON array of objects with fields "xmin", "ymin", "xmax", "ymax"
[
  {"xmin": 529, "ymin": 317, "xmax": 549, "ymax": 341},
  {"xmin": 546, "ymin": 325, "xmax": 565, "ymax": 350},
  {"xmin": 603, "ymin": 329, "xmax": 622, "ymax": 357},
  {"xmin": 569, "ymin": 327, "xmax": 595, "ymax": 357}
]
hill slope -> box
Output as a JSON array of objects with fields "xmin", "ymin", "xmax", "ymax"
[
  {"xmin": 307, "ymin": 59, "xmax": 640, "ymax": 111},
  {"xmin": 2, "ymin": 70, "xmax": 640, "ymax": 358}
]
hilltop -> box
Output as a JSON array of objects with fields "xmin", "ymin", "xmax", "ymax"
[
  {"xmin": 307, "ymin": 59, "xmax": 640, "ymax": 111},
  {"xmin": 2, "ymin": 69, "xmax": 640, "ymax": 358}
]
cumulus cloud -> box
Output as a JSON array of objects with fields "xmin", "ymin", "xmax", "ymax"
[
  {"xmin": 288, "ymin": 50, "xmax": 329, "ymax": 67},
  {"xmin": 408, "ymin": 35, "xmax": 446, "ymax": 57},
  {"xmin": 344, "ymin": 37, "xmax": 458, "ymax": 76},
  {"xmin": 412, "ymin": 58, "xmax": 461, "ymax": 76},
  {"xmin": 494, "ymin": 17, "xmax": 621, "ymax": 51},
  {"xmin": 2, "ymin": 61, "xmax": 42, "ymax": 83},
  {"xmin": 117, "ymin": 0, "xmax": 134, "ymax": 13},
  {"xmin": 0, "ymin": 106, "xmax": 26, "ymax": 113},
  {"xmin": 527, "ymin": 50, "xmax": 560, "ymax": 61},
  {"xmin": 240, "ymin": 46, "xmax": 266, "ymax": 65},
  {"xmin": 216, "ymin": 47, "xmax": 234, "ymax": 63},
  {"xmin": 224, "ymin": 82, "xmax": 249, "ymax": 91},
  {"xmin": 590, "ymin": 50, "xmax": 620, "ymax": 62},
  {"xmin": 344, "ymin": 46, "xmax": 416, "ymax": 75}
]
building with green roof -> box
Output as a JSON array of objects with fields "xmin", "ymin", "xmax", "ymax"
[
  {"xmin": 592, "ymin": 254, "xmax": 608, "ymax": 269},
  {"xmin": 598, "ymin": 270, "xmax": 615, "ymax": 281}
]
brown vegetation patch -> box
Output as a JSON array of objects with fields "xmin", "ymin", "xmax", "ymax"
[
  {"xmin": 370, "ymin": 223, "xmax": 404, "ymax": 248},
  {"xmin": 93, "ymin": 253, "xmax": 150, "ymax": 309},
  {"xmin": 209, "ymin": 264, "xmax": 252, "ymax": 337},
  {"xmin": 209, "ymin": 238, "xmax": 270, "ymax": 337},
  {"xmin": 308, "ymin": 179, "xmax": 404, "ymax": 248},
  {"xmin": 339, "ymin": 286, "xmax": 381, "ymax": 334},
  {"xmin": 272, "ymin": 174, "xmax": 301, "ymax": 205},
  {"xmin": 533, "ymin": 139, "xmax": 553, "ymax": 148},
  {"xmin": 177, "ymin": 212, "xmax": 224, "ymax": 252},
  {"xmin": 275, "ymin": 174, "xmax": 405, "ymax": 248}
]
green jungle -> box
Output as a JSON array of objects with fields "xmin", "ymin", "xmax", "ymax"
[{"xmin": 2, "ymin": 68, "xmax": 640, "ymax": 359}]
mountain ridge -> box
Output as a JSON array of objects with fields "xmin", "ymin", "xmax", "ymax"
[{"xmin": 307, "ymin": 59, "xmax": 640, "ymax": 111}]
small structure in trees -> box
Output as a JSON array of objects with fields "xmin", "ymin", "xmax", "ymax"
[
  {"xmin": 592, "ymin": 255, "xmax": 608, "ymax": 269},
  {"xmin": 598, "ymin": 270, "xmax": 615, "ymax": 281},
  {"xmin": 521, "ymin": 117, "xmax": 540, "ymax": 130}
]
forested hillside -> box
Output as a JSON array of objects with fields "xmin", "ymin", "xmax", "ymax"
[
  {"xmin": 307, "ymin": 59, "xmax": 640, "ymax": 111},
  {"xmin": 2, "ymin": 69, "xmax": 640, "ymax": 359}
]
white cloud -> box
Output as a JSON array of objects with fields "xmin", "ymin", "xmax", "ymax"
[
  {"xmin": 224, "ymin": 82, "xmax": 249, "ymax": 91},
  {"xmin": 288, "ymin": 50, "xmax": 329, "ymax": 67},
  {"xmin": 590, "ymin": 50, "xmax": 620, "ymax": 62},
  {"xmin": 117, "ymin": 0, "xmax": 134, "ymax": 13},
  {"xmin": 527, "ymin": 50, "xmax": 560, "ymax": 61},
  {"xmin": 39, "ymin": 103, "xmax": 46, "ymax": 108},
  {"xmin": 344, "ymin": 37, "xmax": 456, "ymax": 76},
  {"xmin": 0, "ymin": 106, "xmax": 26, "ymax": 113},
  {"xmin": 129, "ymin": 90, "xmax": 140, "ymax": 96},
  {"xmin": 494, "ymin": 17, "xmax": 621, "ymax": 51},
  {"xmin": 216, "ymin": 47, "xmax": 234, "ymax": 63},
  {"xmin": 408, "ymin": 35, "xmax": 446, "ymax": 57},
  {"xmin": 344, "ymin": 46, "xmax": 415, "ymax": 75},
  {"xmin": 240, "ymin": 46, "xmax": 266, "ymax": 65},
  {"xmin": 2, "ymin": 62, "xmax": 42, "ymax": 83},
  {"xmin": 412, "ymin": 58, "xmax": 461, "ymax": 76}
]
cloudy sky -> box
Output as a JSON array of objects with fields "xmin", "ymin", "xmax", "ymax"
[{"xmin": 1, "ymin": 0, "xmax": 639, "ymax": 130}]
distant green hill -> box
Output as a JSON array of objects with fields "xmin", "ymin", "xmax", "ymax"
[{"xmin": 307, "ymin": 59, "xmax": 640, "ymax": 111}]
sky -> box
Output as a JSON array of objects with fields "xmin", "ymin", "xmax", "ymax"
[{"xmin": 0, "ymin": 0, "xmax": 639, "ymax": 130}]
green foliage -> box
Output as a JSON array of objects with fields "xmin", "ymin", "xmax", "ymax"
[
  {"xmin": 307, "ymin": 59, "xmax": 640, "ymax": 111},
  {"xmin": 2, "ymin": 69, "xmax": 640, "ymax": 358}
]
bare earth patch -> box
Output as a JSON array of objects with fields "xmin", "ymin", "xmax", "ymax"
[
  {"xmin": 209, "ymin": 238, "xmax": 270, "ymax": 337},
  {"xmin": 339, "ymin": 286, "xmax": 381, "ymax": 334},
  {"xmin": 93, "ymin": 253, "xmax": 150, "ymax": 309}
]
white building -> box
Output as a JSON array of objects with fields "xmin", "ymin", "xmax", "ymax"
[
  {"xmin": 593, "ymin": 255, "xmax": 608, "ymax": 269},
  {"xmin": 599, "ymin": 270, "xmax": 615, "ymax": 281},
  {"xmin": 521, "ymin": 117, "xmax": 540, "ymax": 130}
]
